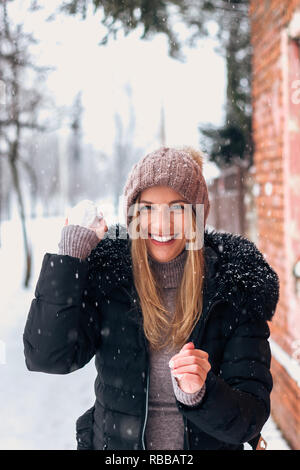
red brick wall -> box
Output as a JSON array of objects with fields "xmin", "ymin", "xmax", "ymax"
[
  {"xmin": 250, "ymin": 0, "xmax": 300, "ymax": 449},
  {"xmin": 271, "ymin": 357, "xmax": 300, "ymax": 449}
]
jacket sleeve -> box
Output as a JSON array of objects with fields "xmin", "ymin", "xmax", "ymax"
[
  {"xmin": 174, "ymin": 315, "xmax": 273, "ymax": 445},
  {"xmin": 23, "ymin": 252, "xmax": 102, "ymax": 374},
  {"xmin": 171, "ymin": 373, "xmax": 206, "ymax": 407}
]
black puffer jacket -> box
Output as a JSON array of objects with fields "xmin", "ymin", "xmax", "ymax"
[{"xmin": 23, "ymin": 224, "xmax": 279, "ymax": 450}]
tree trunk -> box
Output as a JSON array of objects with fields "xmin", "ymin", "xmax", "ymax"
[
  {"xmin": 21, "ymin": 158, "xmax": 38, "ymax": 218},
  {"xmin": 9, "ymin": 155, "xmax": 32, "ymax": 287}
]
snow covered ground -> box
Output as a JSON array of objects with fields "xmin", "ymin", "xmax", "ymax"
[{"xmin": 0, "ymin": 216, "xmax": 291, "ymax": 450}]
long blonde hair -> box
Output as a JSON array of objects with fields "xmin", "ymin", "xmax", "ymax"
[{"xmin": 130, "ymin": 146, "xmax": 207, "ymax": 352}]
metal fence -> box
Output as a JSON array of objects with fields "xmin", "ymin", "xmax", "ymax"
[{"xmin": 206, "ymin": 164, "xmax": 257, "ymax": 244}]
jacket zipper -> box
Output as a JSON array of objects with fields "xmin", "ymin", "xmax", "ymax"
[
  {"xmin": 141, "ymin": 364, "xmax": 150, "ymax": 450},
  {"xmin": 137, "ymin": 292, "xmax": 149, "ymax": 451},
  {"xmin": 184, "ymin": 415, "xmax": 190, "ymax": 449},
  {"xmin": 139, "ymin": 290, "xmax": 224, "ymax": 450},
  {"xmin": 183, "ymin": 298, "xmax": 224, "ymax": 450},
  {"xmin": 124, "ymin": 285, "xmax": 149, "ymax": 451}
]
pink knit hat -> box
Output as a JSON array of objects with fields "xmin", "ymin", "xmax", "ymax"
[{"xmin": 123, "ymin": 146, "xmax": 210, "ymax": 230}]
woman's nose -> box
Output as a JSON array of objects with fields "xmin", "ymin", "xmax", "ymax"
[{"xmin": 149, "ymin": 205, "xmax": 172, "ymax": 234}]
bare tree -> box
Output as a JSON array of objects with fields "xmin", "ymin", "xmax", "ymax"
[
  {"xmin": 47, "ymin": 0, "xmax": 252, "ymax": 168},
  {"xmin": 111, "ymin": 83, "xmax": 142, "ymax": 215},
  {"xmin": 67, "ymin": 91, "xmax": 84, "ymax": 206},
  {"xmin": 0, "ymin": 0, "xmax": 52, "ymax": 287}
]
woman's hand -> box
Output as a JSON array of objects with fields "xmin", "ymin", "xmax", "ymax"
[
  {"xmin": 64, "ymin": 200, "xmax": 108, "ymax": 242},
  {"xmin": 169, "ymin": 342, "xmax": 211, "ymax": 394},
  {"xmin": 64, "ymin": 211, "xmax": 108, "ymax": 241}
]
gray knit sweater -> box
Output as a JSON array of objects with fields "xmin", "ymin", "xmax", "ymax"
[{"xmin": 58, "ymin": 225, "xmax": 206, "ymax": 450}]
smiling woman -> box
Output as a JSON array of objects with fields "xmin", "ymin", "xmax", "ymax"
[
  {"xmin": 121, "ymin": 147, "xmax": 210, "ymax": 362},
  {"xmin": 23, "ymin": 145, "xmax": 279, "ymax": 451},
  {"xmin": 127, "ymin": 184, "xmax": 206, "ymax": 354},
  {"xmin": 138, "ymin": 186, "xmax": 189, "ymax": 262}
]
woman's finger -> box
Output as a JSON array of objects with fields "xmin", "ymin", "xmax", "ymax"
[
  {"xmin": 170, "ymin": 356, "xmax": 210, "ymax": 370},
  {"xmin": 89, "ymin": 217, "xmax": 108, "ymax": 241},
  {"xmin": 172, "ymin": 348, "xmax": 209, "ymax": 361},
  {"xmin": 173, "ymin": 372, "xmax": 206, "ymax": 392},
  {"xmin": 169, "ymin": 349, "xmax": 208, "ymax": 367},
  {"xmin": 172, "ymin": 364, "xmax": 204, "ymax": 376},
  {"xmin": 180, "ymin": 342, "xmax": 195, "ymax": 352}
]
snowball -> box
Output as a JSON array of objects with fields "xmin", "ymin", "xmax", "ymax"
[{"xmin": 67, "ymin": 199, "xmax": 103, "ymax": 228}]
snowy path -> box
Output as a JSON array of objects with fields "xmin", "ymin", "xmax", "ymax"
[
  {"xmin": 0, "ymin": 216, "xmax": 97, "ymax": 449},
  {"xmin": 0, "ymin": 217, "xmax": 291, "ymax": 450},
  {"xmin": 0, "ymin": 312, "xmax": 96, "ymax": 449}
]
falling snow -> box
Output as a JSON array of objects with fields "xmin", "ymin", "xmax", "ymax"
[{"xmin": 0, "ymin": 216, "xmax": 291, "ymax": 449}]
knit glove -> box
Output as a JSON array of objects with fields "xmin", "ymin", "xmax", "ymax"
[
  {"xmin": 58, "ymin": 224, "xmax": 100, "ymax": 260},
  {"xmin": 58, "ymin": 200, "xmax": 108, "ymax": 259}
]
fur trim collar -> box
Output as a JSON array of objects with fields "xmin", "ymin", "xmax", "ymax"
[{"xmin": 87, "ymin": 224, "xmax": 279, "ymax": 321}]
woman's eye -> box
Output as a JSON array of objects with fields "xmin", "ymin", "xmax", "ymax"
[
  {"xmin": 169, "ymin": 204, "xmax": 184, "ymax": 211},
  {"xmin": 139, "ymin": 204, "xmax": 184, "ymax": 212}
]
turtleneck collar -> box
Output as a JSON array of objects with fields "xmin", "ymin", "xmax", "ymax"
[{"xmin": 147, "ymin": 249, "xmax": 188, "ymax": 288}]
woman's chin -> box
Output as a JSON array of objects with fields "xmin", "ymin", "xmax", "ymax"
[{"xmin": 146, "ymin": 239, "xmax": 185, "ymax": 262}]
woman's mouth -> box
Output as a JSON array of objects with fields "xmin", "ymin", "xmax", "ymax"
[{"xmin": 148, "ymin": 233, "xmax": 177, "ymax": 245}]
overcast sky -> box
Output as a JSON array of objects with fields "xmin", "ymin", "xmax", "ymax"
[{"xmin": 9, "ymin": 0, "xmax": 225, "ymax": 179}]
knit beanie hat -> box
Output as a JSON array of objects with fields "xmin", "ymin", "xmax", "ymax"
[{"xmin": 123, "ymin": 146, "xmax": 210, "ymax": 230}]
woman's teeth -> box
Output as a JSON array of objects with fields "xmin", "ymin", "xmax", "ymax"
[{"xmin": 150, "ymin": 234, "xmax": 175, "ymax": 242}]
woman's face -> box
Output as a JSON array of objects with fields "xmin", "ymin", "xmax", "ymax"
[{"xmin": 138, "ymin": 185, "xmax": 191, "ymax": 262}]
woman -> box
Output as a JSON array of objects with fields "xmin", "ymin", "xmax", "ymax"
[{"xmin": 23, "ymin": 146, "xmax": 279, "ymax": 450}]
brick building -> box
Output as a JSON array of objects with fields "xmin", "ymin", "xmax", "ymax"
[{"xmin": 250, "ymin": 0, "xmax": 300, "ymax": 449}]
